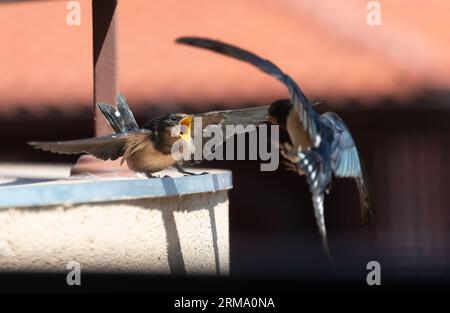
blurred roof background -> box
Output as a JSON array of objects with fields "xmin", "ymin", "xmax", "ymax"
[{"xmin": 0, "ymin": 0, "xmax": 449, "ymax": 117}]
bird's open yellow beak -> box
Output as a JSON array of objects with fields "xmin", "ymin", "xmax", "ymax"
[{"xmin": 179, "ymin": 115, "xmax": 193, "ymax": 143}]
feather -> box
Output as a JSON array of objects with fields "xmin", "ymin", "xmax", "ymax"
[
  {"xmin": 176, "ymin": 37, "xmax": 321, "ymax": 147},
  {"xmin": 29, "ymin": 130, "xmax": 150, "ymax": 162}
]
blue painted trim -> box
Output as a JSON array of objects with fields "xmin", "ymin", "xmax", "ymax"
[{"xmin": 0, "ymin": 171, "xmax": 233, "ymax": 209}]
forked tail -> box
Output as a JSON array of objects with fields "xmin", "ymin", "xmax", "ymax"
[{"xmin": 97, "ymin": 93, "xmax": 139, "ymax": 133}]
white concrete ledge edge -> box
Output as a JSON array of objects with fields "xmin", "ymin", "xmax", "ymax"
[{"xmin": 0, "ymin": 166, "xmax": 233, "ymax": 209}]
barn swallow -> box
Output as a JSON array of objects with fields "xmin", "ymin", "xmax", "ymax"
[
  {"xmin": 177, "ymin": 37, "xmax": 376, "ymax": 262},
  {"xmin": 29, "ymin": 93, "xmax": 268, "ymax": 177}
]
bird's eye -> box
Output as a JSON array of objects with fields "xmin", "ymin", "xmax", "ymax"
[{"xmin": 170, "ymin": 115, "xmax": 177, "ymax": 121}]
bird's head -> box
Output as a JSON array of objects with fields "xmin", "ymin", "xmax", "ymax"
[
  {"xmin": 165, "ymin": 113, "xmax": 193, "ymax": 143},
  {"xmin": 145, "ymin": 113, "xmax": 193, "ymax": 143},
  {"xmin": 267, "ymin": 99, "xmax": 293, "ymax": 129}
]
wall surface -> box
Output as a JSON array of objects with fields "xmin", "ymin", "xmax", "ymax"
[{"xmin": 0, "ymin": 190, "xmax": 229, "ymax": 275}]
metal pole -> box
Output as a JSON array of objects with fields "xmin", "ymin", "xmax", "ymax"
[
  {"xmin": 71, "ymin": 0, "xmax": 128, "ymax": 176},
  {"xmin": 92, "ymin": 0, "xmax": 118, "ymax": 136}
]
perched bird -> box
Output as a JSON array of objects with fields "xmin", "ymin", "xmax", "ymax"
[
  {"xmin": 177, "ymin": 37, "xmax": 376, "ymax": 261},
  {"xmin": 29, "ymin": 93, "xmax": 268, "ymax": 177}
]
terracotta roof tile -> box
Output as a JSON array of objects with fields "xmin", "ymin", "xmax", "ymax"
[{"xmin": 0, "ymin": 0, "xmax": 449, "ymax": 115}]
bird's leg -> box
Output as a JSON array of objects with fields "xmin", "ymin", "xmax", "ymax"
[
  {"xmin": 144, "ymin": 171, "xmax": 171, "ymax": 179},
  {"xmin": 280, "ymin": 143, "xmax": 304, "ymax": 175},
  {"xmin": 144, "ymin": 171, "xmax": 157, "ymax": 179},
  {"xmin": 187, "ymin": 159, "xmax": 203, "ymax": 166},
  {"xmin": 282, "ymin": 160, "xmax": 303, "ymax": 175},
  {"xmin": 280, "ymin": 143, "xmax": 300, "ymax": 163},
  {"xmin": 175, "ymin": 164, "xmax": 208, "ymax": 176}
]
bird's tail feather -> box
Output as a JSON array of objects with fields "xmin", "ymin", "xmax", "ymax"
[
  {"xmin": 356, "ymin": 175, "xmax": 376, "ymax": 226},
  {"xmin": 116, "ymin": 94, "xmax": 139, "ymax": 131},
  {"xmin": 312, "ymin": 194, "xmax": 335, "ymax": 268},
  {"xmin": 97, "ymin": 103, "xmax": 122, "ymax": 133},
  {"xmin": 356, "ymin": 160, "xmax": 376, "ymax": 226},
  {"xmin": 97, "ymin": 94, "xmax": 139, "ymax": 133}
]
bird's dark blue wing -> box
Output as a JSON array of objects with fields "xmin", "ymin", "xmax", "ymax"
[
  {"xmin": 322, "ymin": 112, "xmax": 361, "ymax": 177},
  {"xmin": 321, "ymin": 112, "xmax": 375, "ymax": 225},
  {"xmin": 176, "ymin": 37, "xmax": 321, "ymax": 147}
]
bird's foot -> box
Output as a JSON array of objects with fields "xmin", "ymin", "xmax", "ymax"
[
  {"xmin": 175, "ymin": 165, "xmax": 208, "ymax": 176},
  {"xmin": 144, "ymin": 172, "xmax": 170, "ymax": 179},
  {"xmin": 145, "ymin": 172, "xmax": 157, "ymax": 179},
  {"xmin": 282, "ymin": 160, "xmax": 304, "ymax": 175},
  {"xmin": 280, "ymin": 143, "xmax": 300, "ymax": 163},
  {"xmin": 182, "ymin": 171, "xmax": 209, "ymax": 176}
]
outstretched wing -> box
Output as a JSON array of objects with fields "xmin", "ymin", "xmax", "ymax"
[
  {"xmin": 29, "ymin": 130, "xmax": 150, "ymax": 162},
  {"xmin": 322, "ymin": 112, "xmax": 376, "ymax": 226},
  {"xmin": 97, "ymin": 93, "xmax": 139, "ymax": 133},
  {"xmin": 176, "ymin": 37, "xmax": 321, "ymax": 147},
  {"xmin": 192, "ymin": 105, "xmax": 269, "ymax": 161},
  {"xmin": 197, "ymin": 105, "xmax": 269, "ymax": 135}
]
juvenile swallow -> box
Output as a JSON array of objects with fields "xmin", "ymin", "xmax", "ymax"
[
  {"xmin": 177, "ymin": 37, "xmax": 376, "ymax": 261},
  {"xmin": 29, "ymin": 94, "xmax": 268, "ymax": 177}
]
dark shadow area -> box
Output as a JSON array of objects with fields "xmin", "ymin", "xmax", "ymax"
[
  {"xmin": 160, "ymin": 176, "xmax": 180, "ymax": 195},
  {"xmin": 0, "ymin": 270, "xmax": 450, "ymax": 293},
  {"xmin": 160, "ymin": 176, "xmax": 222, "ymax": 275},
  {"xmin": 140, "ymin": 191, "xmax": 226, "ymax": 276},
  {"xmin": 160, "ymin": 208, "xmax": 186, "ymax": 275},
  {"xmin": 208, "ymin": 205, "xmax": 221, "ymax": 276}
]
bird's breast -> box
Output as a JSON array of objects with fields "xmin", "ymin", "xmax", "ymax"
[
  {"xmin": 286, "ymin": 111, "xmax": 313, "ymax": 152},
  {"xmin": 126, "ymin": 143, "xmax": 176, "ymax": 174}
]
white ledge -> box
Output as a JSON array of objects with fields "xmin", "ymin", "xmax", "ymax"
[
  {"xmin": 0, "ymin": 163, "xmax": 231, "ymax": 275},
  {"xmin": 0, "ymin": 165, "xmax": 232, "ymax": 209}
]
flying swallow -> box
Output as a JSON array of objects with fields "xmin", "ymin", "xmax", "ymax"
[{"xmin": 176, "ymin": 37, "xmax": 376, "ymax": 262}]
